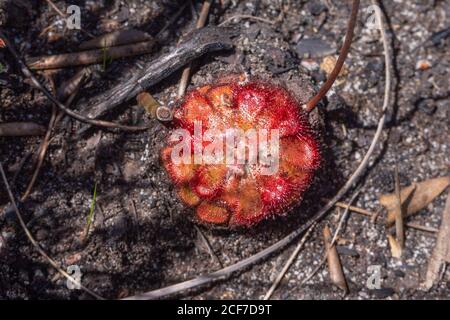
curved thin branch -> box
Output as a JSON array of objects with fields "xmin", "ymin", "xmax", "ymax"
[
  {"xmin": 305, "ymin": 0, "xmax": 360, "ymax": 112},
  {"xmin": 123, "ymin": 0, "xmax": 391, "ymax": 300}
]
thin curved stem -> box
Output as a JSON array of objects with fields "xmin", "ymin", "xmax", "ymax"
[{"xmin": 123, "ymin": 0, "xmax": 391, "ymax": 299}]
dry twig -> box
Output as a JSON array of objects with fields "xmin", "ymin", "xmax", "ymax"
[
  {"xmin": 330, "ymin": 190, "xmax": 361, "ymax": 245},
  {"xmin": 332, "ymin": 201, "xmax": 438, "ymax": 234},
  {"xmin": 219, "ymin": 14, "xmax": 276, "ymax": 26},
  {"xmin": 44, "ymin": 0, "xmax": 95, "ymax": 38},
  {"xmin": 77, "ymin": 26, "xmax": 237, "ymax": 133},
  {"xmin": 20, "ymin": 106, "xmax": 57, "ymax": 201},
  {"xmin": 20, "ymin": 75, "xmax": 59, "ymax": 201}
]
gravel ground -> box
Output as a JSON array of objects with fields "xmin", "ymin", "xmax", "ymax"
[{"xmin": 0, "ymin": 0, "xmax": 449, "ymax": 300}]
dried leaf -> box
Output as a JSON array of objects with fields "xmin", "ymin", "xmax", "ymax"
[
  {"xmin": 424, "ymin": 192, "xmax": 450, "ymax": 290},
  {"xmin": 381, "ymin": 176, "xmax": 450, "ymax": 226},
  {"xmin": 387, "ymin": 234, "xmax": 403, "ymax": 258},
  {"xmin": 323, "ymin": 225, "xmax": 349, "ymax": 293}
]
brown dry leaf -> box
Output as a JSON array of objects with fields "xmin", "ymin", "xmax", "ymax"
[
  {"xmin": 381, "ymin": 176, "xmax": 450, "ymax": 226},
  {"xmin": 387, "ymin": 234, "xmax": 403, "ymax": 258},
  {"xmin": 323, "ymin": 225, "xmax": 349, "ymax": 293},
  {"xmin": 423, "ymin": 191, "xmax": 450, "ymax": 290}
]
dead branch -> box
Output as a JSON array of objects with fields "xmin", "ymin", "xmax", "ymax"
[
  {"xmin": 79, "ymin": 29, "xmax": 152, "ymax": 50},
  {"xmin": 305, "ymin": 0, "xmax": 360, "ymax": 112},
  {"xmin": 324, "ymin": 225, "xmax": 349, "ymax": 293}
]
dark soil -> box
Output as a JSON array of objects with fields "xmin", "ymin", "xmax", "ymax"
[{"xmin": 0, "ymin": 0, "xmax": 449, "ymax": 299}]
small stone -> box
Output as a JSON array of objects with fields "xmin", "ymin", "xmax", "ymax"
[
  {"xmin": 295, "ymin": 38, "xmax": 335, "ymax": 58},
  {"xmin": 35, "ymin": 229, "xmax": 48, "ymax": 241}
]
